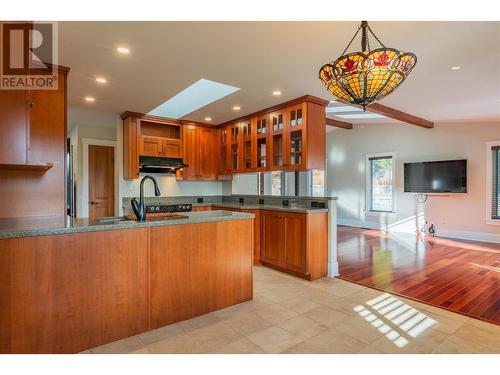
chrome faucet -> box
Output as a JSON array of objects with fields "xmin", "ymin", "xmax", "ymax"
[{"xmin": 131, "ymin": 175, "xmax": 161, "ymax": 221}]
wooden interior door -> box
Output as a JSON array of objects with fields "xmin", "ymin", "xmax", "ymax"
[
  {"xmin": 88, "ymin": 145, "xmax": 115, "ymax": 219},
  {"xmin": 261, "ymin": 210, "xmax": 285, "ymax": 266}
]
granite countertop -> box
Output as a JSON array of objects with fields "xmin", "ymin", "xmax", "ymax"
[
  {"xmin": 196, "ymin": 202, "xmax": 329, "ymax": 213},
  {"xmin": 0, "ymin": 210, "xmax": 255, "ymax": 239}
]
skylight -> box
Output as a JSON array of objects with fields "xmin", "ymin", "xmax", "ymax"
[
  {"xmin": 326, "ymin": 105, "xmax": 363, "ymax": 113},
  {"xmin": 336, "ymin": 113, "xmax": 387, "ymax": 119},
  {"xmin": 148, "ymin": 79, "xmax": 240, "ymax": 119}
]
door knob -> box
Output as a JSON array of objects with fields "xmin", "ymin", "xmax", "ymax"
[{"xmin": 89, "ymin": 201, "xmax": 98, "ymax": 205}]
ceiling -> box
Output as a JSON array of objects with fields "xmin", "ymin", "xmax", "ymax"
[{"xmin": 59, "ymin": 21, "xmax": 500, "ymax": 125}]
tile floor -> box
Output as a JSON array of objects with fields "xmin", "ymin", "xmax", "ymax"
[{"xmin": 85, "ymin": 266, "xmax": 500, "ymax": 354}]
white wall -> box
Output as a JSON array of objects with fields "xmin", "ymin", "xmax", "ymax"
[
  {"xmin": 231, "ymin": 173, "xmax": 259, "ymax": 195},
  {"xmin": 327, "ymin": 121, "xmax": 500, "ymax": 243}
]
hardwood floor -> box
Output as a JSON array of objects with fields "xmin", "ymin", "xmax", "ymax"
[{"xmin": 337, "ymin": 226, "xmax": 500, "ymax": 325}]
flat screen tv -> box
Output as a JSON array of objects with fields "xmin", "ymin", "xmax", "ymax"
[{"xmin": 404, "ymin": 159, "xmax": 467, "ymax": 193}]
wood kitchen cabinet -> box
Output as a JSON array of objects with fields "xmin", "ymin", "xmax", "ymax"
[
  {"xmin": 269, "ymin": 109, "xmax": 286, "ymax": 169},
  {"xmin": 219, "ymin": 127, "xmax": 229, "ymax": 174},
  {"xmin": 217, "ymin": 95, "xmax": 328, "ymax": 175},
  {"xmin": 0, "ymin": 90, "xmax": 29, "ymax": 165},
  {"xmin": 0, "ymin": 69, "xmax": 69, "ymax": 219},
  {"xmin": 241, "ymin": 119, "xmax": 256, "ymax": 170},
  {"xmin": 0, "ymin": 217, "xmax": 254, "ymax": 353},
  {"xmin": 139, "ymin": 120, "xmax": 182, "ymax": 158},
  {"xmin": 260, "ymin": 209, "xmax": 327, "ymax": 280},
  {"xmin": 140, "ymin": 136, "xmax": 181, "ymax": 158},
  {"xmin": 191, "ymin": 205, "xmax": 213, "ymax": 211},
  {"xmin": 211, "ymin": 205, "xmax": 261, "ymax": 264},
  {"xmin": 149, "ymin": 220, "xmax": 253, "ymax": 328},
  {"xmin": 121, "ymin": 113, "xmax": 183, "ymax": 179},
  {"xmin": 228, "ymin": 123, "xmax": 241, "ymax": 172},
  {"xmin": 178, "ymin": 125, "xmax": 219, "ymax": 180},
  {"xmin": 255, "ymin": 114, "xmax": 269, "ymax": 170},
  {"xmin": 0, "ymin": 228, "xmax": 149, "ymax": 353}
]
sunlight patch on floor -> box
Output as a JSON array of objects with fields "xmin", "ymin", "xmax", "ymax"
[
  {"xmin": 469, "ymin": 263, "xmax": 500, "ymax": 273},
  {"xmin": 354, "ymin": 292, "xmax": 436, "ymax": 348}
]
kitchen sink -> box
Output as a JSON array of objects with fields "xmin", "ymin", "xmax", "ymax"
[{"xmin": 94, "ymin": 216, "xmax": 132, "ymax": 223}]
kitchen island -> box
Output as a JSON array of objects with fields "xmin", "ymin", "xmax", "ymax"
[{"xmin": 0, "ymin": 210, "xmax": 254, "ymax": 353}]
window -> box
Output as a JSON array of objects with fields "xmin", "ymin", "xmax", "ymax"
[
  {"xmin": 366, "ymin": 153, "xmax": 395, "ymax": 213},
  {"xmin": 486, "ymin": 142, "xmax": 500, "ymax": 223},
  {"xmin": 271, "ymin": 171, "xmax": 283, "ymax": 195}
]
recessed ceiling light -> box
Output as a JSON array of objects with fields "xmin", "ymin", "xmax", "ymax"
[
  {"xmin": 204, "ymin": 117, "xmax": 212, "ymax": 121},
  {"xmin": 95, "ymin": 77, "xmax": 107, "ymax": 84},
  {"xmin": 272, "ymin": 90, "xmax": 282, "ymax": 96},
  {"xmin": 84, "ymin": 96, "xmax": 95, "ymax": 103},
  {"xmin": 116, "ymin": 46, "xmax": 130, "ymax": 55},
  {"xmin": 451, "ymin": 66, "xmax": 461, "ymax": 70},
  {"xmin": 233, "ymin": 106, "xmax": 241, "ymax": 111}
]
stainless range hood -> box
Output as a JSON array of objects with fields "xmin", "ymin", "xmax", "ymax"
[{"xmin": 139, "ymin": 156, "xmax": 188, "ymax": 174}]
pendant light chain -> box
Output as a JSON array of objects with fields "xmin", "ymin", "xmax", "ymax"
[
  {"xmin": 367, "ymin": 24, "xmax": 386, "ymax": 49},
  {"xmin": 340, "ymin": 25, "xmax": 362, "ymax": 56}
]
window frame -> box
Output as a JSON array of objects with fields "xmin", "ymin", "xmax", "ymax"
[
  {"xmin": 365, "ymin": 152, "xmax": 396, "ymax": 214},
  {"xmin": 485, "ymin": 141, "xmax": 500, "ymax": 225}
]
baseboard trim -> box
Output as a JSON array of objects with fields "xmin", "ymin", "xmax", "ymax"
[
  {"xmin": 337, "ymin": 218, "xmax": 380, "ymax": 230},
  {"xmin": 434, "ymin": 229, "xmax": 500, "ymax": 244},
  {"xmin": 337, "ymin": 218, "xmax": 500, "ymax": 244}
]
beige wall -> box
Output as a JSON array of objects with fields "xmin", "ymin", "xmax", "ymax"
[{"xmin": 327, "ymin": 121, "xmax": 500, "ymax": 242}]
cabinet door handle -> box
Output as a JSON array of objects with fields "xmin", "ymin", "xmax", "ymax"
[
  {"xmin": 89, "ymin": 201, "xmax": 98, "ymax": 205},
  {"xmin": 26, "ymin": 101, "xmax": 34, "ymax": 109}
]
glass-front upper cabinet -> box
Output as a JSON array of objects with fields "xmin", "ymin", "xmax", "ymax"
[
  {"xmin": 256, "ymin": 116, "xmax": 268, "ymax": 135},
  {"xmin": 241, "ymin": 121, "xmax": 253, "ymax": 169},
  {"xmin": 229, "ymin": 124, "xmax": 240, "ymax": 171},
  {"xmin": 255, "ymin": 115, "xmax": 268, "ymax": 170},
  {"xmin": 287, "ymin": 104, "xmax": 306, "ymax": 168},
  {"xmin": 220, "ymin": 127, "xmax": 228, "ymax": 172},
  {"xmin": 257, "ymin": 137, "xmax": 267, "ymax": 168},
  {"xmin": 272, "ymin": 133, "xmax": 284, "ymax": 167},
  {"xmin": 270, "ymin": 110, "xmax": 285, "ymax": 169},
  {"xmin": 241, "ymin": 121, "xmax": 252, "ymax": 139},
  {"xmin": 271, "ymin": 111, "xmax": 284, "ymax": 132}
]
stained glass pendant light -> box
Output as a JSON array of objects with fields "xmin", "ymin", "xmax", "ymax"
[{"xmin": 319, "ymin": 21, "xmax": 417, "ymax": 110}]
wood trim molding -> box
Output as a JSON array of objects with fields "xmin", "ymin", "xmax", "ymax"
[
  {"xmin": 120, "ymin": 111, "xmax": 181, "ymax": 126},
  {"xmin": 366, "ymin": 103, "xmax": 434, "ymax": 128},
  {"xmin": 217, "ymin": 95, "xmax": 329, "ymax": 128},
  {"xmin": 180, "ymin": 120, "xmax": 216, "ymax": 129},
  {"xmin": 325, "ymin": 118, "xmax": 353, "ymax": 129}
]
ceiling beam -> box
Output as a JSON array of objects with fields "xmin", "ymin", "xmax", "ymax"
[
  {"xmin": 326, "ymin": 117, "xmax": 353, "ymax": 129},
  {"xmin": 365, "ymin": 103, "xmax": 434, "ymax": 128}
]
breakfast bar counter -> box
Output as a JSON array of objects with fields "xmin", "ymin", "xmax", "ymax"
[
  {"xmin": 0, "ymin": 210, "xmax": 254, "ymax": 239},
  {"xmin": 0, "ymin": 211, "xmax": 254, "ymax": 353}
]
